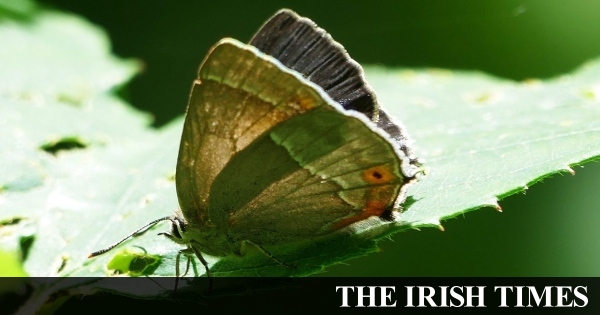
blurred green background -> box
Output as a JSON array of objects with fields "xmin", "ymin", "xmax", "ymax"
[{"xmin": 37, "ymin": 0, "xmax": 600, "ymax": 276}]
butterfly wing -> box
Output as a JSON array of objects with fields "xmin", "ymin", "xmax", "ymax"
[
  {"xmin": 250, "ymin": 9, "xmax": 418, "ymax": 161},
  {"xmin": 176, "ymin": 39, "xmax": 338, "ymax": 225},
  {"xmin": 209, "ymin": 104, "xmax": 409, "ymax": 245},
  {"xmin": 250, "ymin": 9, "xmax": 377, "ymax": 119},
  {"xmin": 178, "ymin": 13, "xmax": 416, "ymax": 247}
]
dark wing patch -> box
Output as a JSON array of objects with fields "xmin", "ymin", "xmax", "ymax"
[
  {"xmin": 250, "ymin": 9, "xmax": 377, "ymax": 119},
  {"xmin": 250, "ymin": 9, "xmax": 419, "ymax": 165}
]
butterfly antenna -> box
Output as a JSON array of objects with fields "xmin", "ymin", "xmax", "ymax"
[{"xmin": 88, "ymin": 216, "xmax": 174, "ymax": 258}]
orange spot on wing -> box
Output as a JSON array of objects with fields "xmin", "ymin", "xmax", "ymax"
[
  {"xmin": 362, "ymin": 165, "xmax": 395, "ymax": 184},
  {"xmin": 332, "ymin": 166, "xmax": 401, "ymax": 231}
]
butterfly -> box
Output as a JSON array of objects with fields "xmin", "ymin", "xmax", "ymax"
[{"xmin": 90, "ymin": 9, "xmax": 418, "ymax": 285}]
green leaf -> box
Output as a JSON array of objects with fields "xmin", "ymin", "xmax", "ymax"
[
  {"xmin": 0, "ymin": 250, "xmax": 28, "ymax": 277},
  {"xmin": 0, "ymin": 0, "xmax": 36, "ymax": 18},
  {"xmin": 373, "ymin": 67, "xmax": 600, "ymax": 227},
  {"xmin": 2, "ymin": 3, "xmax": 600, "ymax": 312}
]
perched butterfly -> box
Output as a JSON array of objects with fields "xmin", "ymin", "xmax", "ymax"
[{"xmin": 90, "ymin": 9, "xmax": 419, "ymax": 284}]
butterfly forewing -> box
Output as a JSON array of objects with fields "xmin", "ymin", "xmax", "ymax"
[{"xmin": 176, "ymin": 39, "xmax": 332, "ymax": 225}]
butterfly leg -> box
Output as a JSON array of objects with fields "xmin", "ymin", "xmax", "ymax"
[
  {"xmin": 245, "ymin": 240, "xmax": 297, "ymax": 269},
  {"xmin": 160, "ymin": 232, "xmax": 188, "ymax": 291},
  {"xmin": 182, "ymin": 250, "xmax": 192, "ymax": 277},
  {"xmin": 174, "ymin": 248, "xmax": 193, "ymax": 291},
  {"xmin": 160, "ymin": 233, "xmax": 213, "ymax": 290},
  {"xmin": 190, "ymin": 240, "xmax": 213, "ymax": 290}
]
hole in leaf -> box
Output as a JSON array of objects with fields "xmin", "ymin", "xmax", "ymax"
[
  {"xmin": 0, "ymin": 217, "xmax": 23, "ymax": 227},
  {"xmin": 107, "ymin": 250, "xmax": 161, "ymax": 276},
  {"xmin": 19, "ymin": 235, "xmax": 34, "ymax": 262},
  {"xmin": 400, "ymin": 196, "xmax": 419, "ymax": 213},
  {"xmin": 57, "ymin": 256, "xmax": 68, "ymax": 273},
  {"xmin": 40, "ymin": 137, "xmax": 87, "ymax": 155}
]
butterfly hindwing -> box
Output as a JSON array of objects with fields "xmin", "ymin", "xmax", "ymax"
[
  {"xmin": 178, "ymin": 37, "xmax": 406, "ymax": 246},
  {"xmin": 176, "ymin": 39, "xmax": 330, "ymax": 224},
  {"xmin": 209, "ymin": 106, "xmax": 405, "ymax": 244}
]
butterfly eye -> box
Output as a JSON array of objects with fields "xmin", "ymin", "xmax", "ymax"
[{"xmin": 170, "ymin": 217, "xmax": 186, "ymax": 239}]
